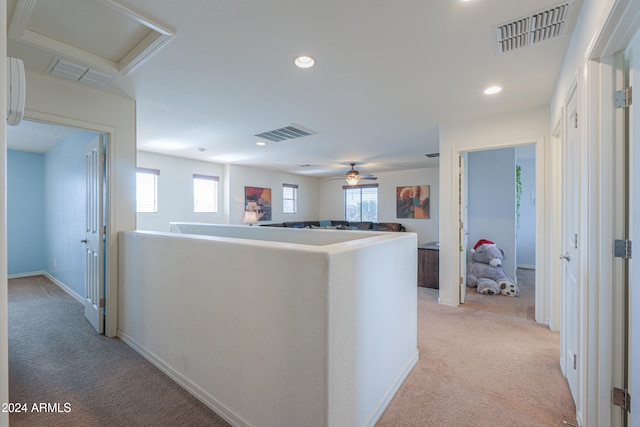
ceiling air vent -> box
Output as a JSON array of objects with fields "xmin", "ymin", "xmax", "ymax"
[
  {"xmin": 494, "ymin": 2, "xmax": 574, "ymax": 54},
  {"xmin": 255, "ymin": 124, "xmax": 316, "ymax": 142},
  {"xmin": 47, "ymin": 57, "xmax": 115, "ymax": 88},
  {"xmin": 425, "ymin": 153, "xmax": 440, "ymax": 158}
]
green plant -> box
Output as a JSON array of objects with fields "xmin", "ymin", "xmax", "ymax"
[{"xmin": 515, "ymin": 164, "xmax": 523, "ymax": 236}]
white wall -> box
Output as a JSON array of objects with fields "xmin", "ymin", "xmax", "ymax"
[
  {"xmin": 467, "ymin": 148, "xmax": 517, "ymax": 281},
  {"xmin": 137, "ymin": 151, "xmax": 226, "ymax": 231},
  {"xmin": 1, "ymin": 3, "xmax": 9, "ymax": 425},
  {"xmin": 135, "ymin": 155, "xmax": 439, "ymax": 243},
  {"xmin": 119, "ymin": 228, "xmax": 418, "ymax": 427},
  {"xmin": 22, "ymin": 70, "xmax": 136, "ymax": 338},
  {"xmin": 439, "ymin": 106, "xmax": 550, "ymax": 307},
  {"xmin": 549, "ymin": 1, "xmax": 638, "ymax": 425},
  {"xmin": 318, "ymin": 167, "xmax": 439, "ymax": 244},
  {"xmin": 227, "ymin": 164, "xmax": 321, "ymax": 225}
]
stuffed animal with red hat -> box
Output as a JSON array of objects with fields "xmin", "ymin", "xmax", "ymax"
[{"xmin": 467, "ymin": 239, "xmax": 520, "ymax": 297}]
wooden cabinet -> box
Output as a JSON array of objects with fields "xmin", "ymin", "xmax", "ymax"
[{"xmin": 418, "ymin": 243, "xmax": 439, "ymax": 289}]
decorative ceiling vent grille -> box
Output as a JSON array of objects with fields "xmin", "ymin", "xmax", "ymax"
[
  {"xmin": 47, "ymin": 57, "xmax": 116, "ymax": 88},
  {"xmin": 425, "ymin": 153, "xmax": 440, "ymax": 158},
  {"xmin": 255, "ymin": 124, "xmax": 316, "ymax": 142},
  {"xmin": 494, "ymin": 2, "xmax": 573, "ymax": 53}
]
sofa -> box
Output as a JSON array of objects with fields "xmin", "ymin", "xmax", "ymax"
[{"xmin": 260, "ymin": 220, "xmax": 406, "ymax": 232}]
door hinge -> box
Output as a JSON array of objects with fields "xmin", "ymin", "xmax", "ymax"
[
  {"xmin": 99, "ymin": 298, "xmax": 105, "ymax": 308},
  {"xmin": 615, "ymin": 87, "xmax": 632, "ymax": 109},
  {"xmin": 612, "ymin": 387, "xmax": 631, "ymax": 412},
  {"xmin": 573, "ymin": 353, "xmax": 577, "ymax": 369},
  {"xmin": 102, "ymin": 225, "xmax": 107, "ymax": 235},
  {"xmin": 614, "ymin": 239, "xmax": 632, "ymax": 259},
  {"xmin": 459, "ymin": 277, "xmax": 464, "ymax": 285},
  {"xmin": 573, "ymin": 112, "xmax": 578, "ymax": 128}
]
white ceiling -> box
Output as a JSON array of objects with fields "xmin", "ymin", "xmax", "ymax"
[{"xmin": 6, "ymin": 0, "xmax": 580, "ymax": 177}]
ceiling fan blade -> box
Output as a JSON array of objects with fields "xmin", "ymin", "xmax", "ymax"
[{"xmin": 360, "ymin": 174, "xmax": 377, "ymax": 180}]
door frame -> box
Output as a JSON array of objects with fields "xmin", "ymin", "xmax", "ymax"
[
  {"xmin": 24, "ymin": 109, "xmax": 118, "ymax": 337},
  {"xmin": 583, "ymin": 0, "xmax": 640, "ymax": 424},
  {"xmin": 450, "ymin": 136, "xmax": 548, "ymax": 323}
]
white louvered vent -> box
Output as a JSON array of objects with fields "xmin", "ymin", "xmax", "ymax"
[
  {"xmin": 47, "ymin": 57, "xmax": 115, "ymax": 88},
  {"xmin": 495, "ymin": 2, "xmax": 573, "ymax": 54},
  {"xmin": 255, "ymin": 124, "xmax": 317, "ymax": 142}
]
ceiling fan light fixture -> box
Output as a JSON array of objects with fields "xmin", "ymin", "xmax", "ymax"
[
  {"xmin": 345, "ymin": 163, "xmax": 361, "ymax": 185},
  {"xmin": 346, "ymin": 173, "xmax": 360, "ymax": 186}
]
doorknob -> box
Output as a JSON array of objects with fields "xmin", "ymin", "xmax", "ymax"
[
  {"xmin": 81, "ymin": 239, "xmax": 88, "ymax": 244},
  {"xmin": 559, "ymin": 252, "xmax": 571, "ymax": 262}
]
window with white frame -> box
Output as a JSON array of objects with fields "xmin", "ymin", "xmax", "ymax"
[
  {"xmin": 136, "ymin": 168, "xmax": 159, "ymax": 213},
  {"xmin": 344, "ymin": 184, "xmax": 378, "ymax": 222},
  {"xmin": 283, "ymin": 183, "xmax": 298, "ymax": 214},
  {"xmin": 193, "ymin": 174, "xmax": 219, "ymax": 213}
]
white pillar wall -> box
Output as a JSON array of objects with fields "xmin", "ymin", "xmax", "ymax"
[{"xmin": 119, "ymin": 226, "xmax": 418, "ymax": 427}]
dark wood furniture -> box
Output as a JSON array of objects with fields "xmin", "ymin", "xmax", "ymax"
[{"xmin": 418, "ymin": 242, "xmax": 439, "ymax": 289}]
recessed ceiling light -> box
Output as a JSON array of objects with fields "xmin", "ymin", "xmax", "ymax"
[
  {"xmin": 197, "ymin": 147, "xmax": 206, "ymax": 152},
  {"xmin": 484, "ymin": 86, "xmax": 502, "ymax": 95},
  {"xmin": 256, "ymin": 141, "xmax": 267, "ymax": 146},
  {"xmin": 294, "ymin": 55, "xmax": 315, "ymax": 69}
]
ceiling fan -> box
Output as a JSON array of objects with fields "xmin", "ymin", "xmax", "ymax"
[{"xmin": 340, "ymin": 163, "xmax": 378, "ymax": 186}]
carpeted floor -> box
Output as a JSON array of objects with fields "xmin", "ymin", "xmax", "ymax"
[
  {"xmin": 8, "ymin": 275, "xmax": 230, "ymax": 427},
  {"xmin": 376, "ymin": 268, "xmax": 577, "ymax": 427},
  {"xmin": 8, "ymin": 271, "xmax": 576, "ymax": 426}
]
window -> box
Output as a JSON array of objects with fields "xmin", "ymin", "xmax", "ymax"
[
  {"xmin": 136, "ymin": 168, "xmax": 159, "ymax": 213},
  {"xmin": 283, "ymin": 183, "xmax": 298, "ymax": 214},
  {"xmin": 344, "ymin": 184, "xmax": 378, "ymax": 222},
  {"xmin": 193, "ymin": 174, "xmax": 219, "ymax": 213}
]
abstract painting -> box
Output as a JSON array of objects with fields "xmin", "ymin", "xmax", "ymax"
[
  {"xmin": 396, "ymin": 185, "xmax": 430, "ymax": 219},
  {"xmin": 244, "ymin": 186, "xmax": 272, "ymax": 221}
]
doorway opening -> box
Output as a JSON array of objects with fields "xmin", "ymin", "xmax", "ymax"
[
  {"xmin": 461, "ymin": 144, "xmax": 537, "ymax": 320},
  {"xmin": 7, "ymin": 118, "xmax": 108, "ymax": 333}
]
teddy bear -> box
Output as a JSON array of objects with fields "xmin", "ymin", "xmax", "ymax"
[{"xmin": 466, "ymin": 239, "xmax": 520, "ymax": 297}]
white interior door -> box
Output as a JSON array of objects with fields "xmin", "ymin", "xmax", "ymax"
[
  {"xmin": 459, "ymin": 154, "xmax": 468, "ymax": 303},
  {"xmin": 84, "ymin": 136, "xmax": 104, "ymax": 333},
  {"xmin": 561, "ymin": 85, "xmax": 580, "ymax": 408}
]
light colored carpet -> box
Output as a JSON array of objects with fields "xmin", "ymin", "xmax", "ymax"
[
  {"xmin": 8, "ymin": 275, "xmax": 230, "ymax": 427},
  {"xmin": 376, "ymin": 268, "xmax": 577, "ymax": 427},
  {"xmin": 9, "ymin": 271, "xmax": 575, "ymax": 426}
]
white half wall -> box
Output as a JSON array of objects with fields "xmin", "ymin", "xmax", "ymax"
[{"xmin": 119, "ymin": 227, "xmax": 417, "ymax": 427}]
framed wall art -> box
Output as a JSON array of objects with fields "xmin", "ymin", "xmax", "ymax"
[
  {"xmin": 396, "ymin": 185, "xmax": 430, "ymax": 219},
  {"xmin": 244, "ymin": 186, "xmax": 272, "ymax": 221}
]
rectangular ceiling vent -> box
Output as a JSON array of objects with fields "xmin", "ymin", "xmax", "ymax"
[
  {"xmin": 425, "ymin": 153, "xmax": 440, "ymax": 158},
  {"xmin": 255, "ymin": 124, "xmax": 316, "ymax": 142},
  {"xmin": 494, "ymin": 2, "xmax": 573, "ymax": 54},
  {"xmin": 47, "ymin": 57, "xmax": 115, "ymax": 88}
]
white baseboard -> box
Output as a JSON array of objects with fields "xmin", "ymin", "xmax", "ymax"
[
  {"xmin": 8, "ymin": 271, "xmax": 44, "ymax": 279},
  {"xmin": 42, "ymin": 272, "xmax": 84, "ymax": 305},
  {"xmin": 362, "ymin": 349, "xmax": 419, "ymax": 427},
  {"xmin": 117, "ymin": 330, "xmax": 249, "ymax": 427}
]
